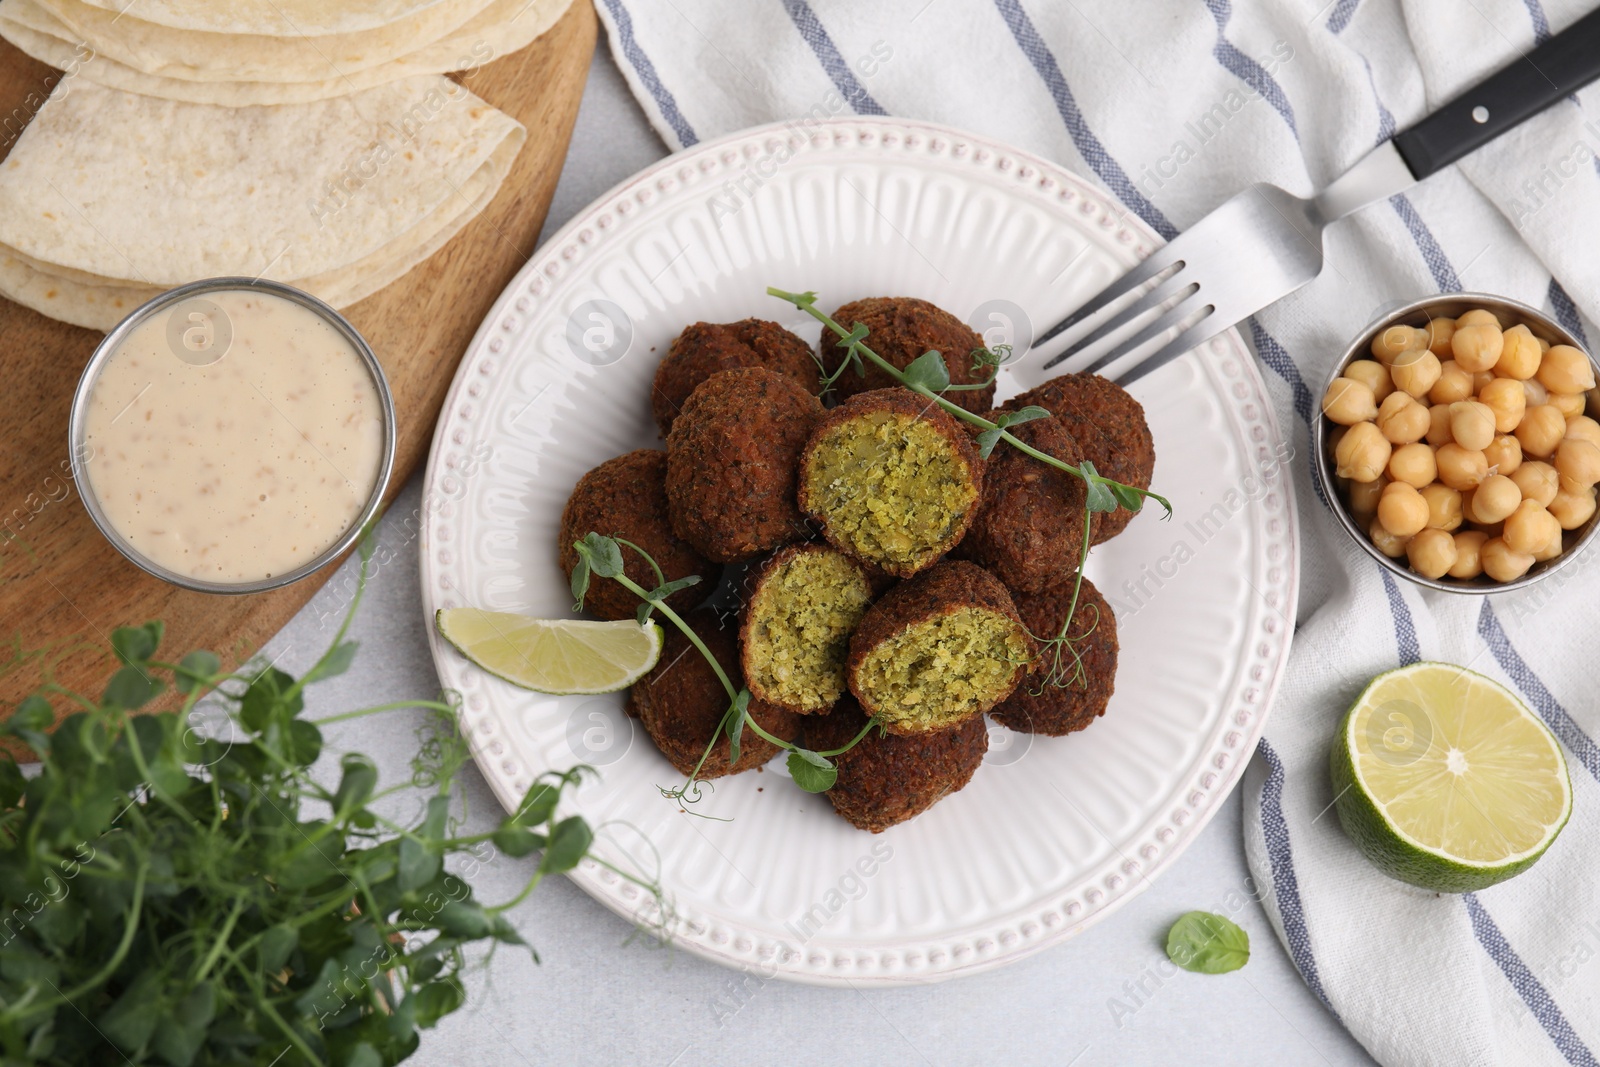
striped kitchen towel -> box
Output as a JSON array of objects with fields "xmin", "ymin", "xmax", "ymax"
[{"xmin": 593, "ymin": 1, "xmax": 1600, "ymax": 1064}]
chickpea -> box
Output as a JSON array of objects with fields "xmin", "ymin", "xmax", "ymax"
[
  {"xmin": 1369, "ymin": 516, "xmax": 1410, "ymax": 558},
  {"xmin": 1376, "ymin": 392, "xmax": 1431, "ymax": 445},
  {"xmin": 1556, "ymin": 438, "xmax": 1600, "ymax": 488},
  {"xmin": 1429, "ymin": 360, "xmax": 1475, "ymax": 404},
  {"xmin": 1492, "ymin": 325, "xmax": 1542, "ymax": 380},
  {"xmin": 1483, "ymin": 433, "xmax": 1523, "ymax": 476},
  {"xmin": 1538, "ymin": 336, "xmax": 1552, "ymax": 353},
  {"xmin": 1425, "ymin": 316, "xmax": 1456, "ymax": 357},
  {"xmin": 1451, "ymin": 322, "xmax": 1503, "ymax": 373},
  {"xmin": 1348, "ymin": 475, "xmax": 1387, "ymax": 520},
  {"xmin": 1418, "ymin": 483, "xmax": 1463, "ymax": 531},
  {"xmin": 1537, "ymin": 345, "xmax": 1597, "ymax": 394},
  {"xmin": 1481, "ymin": 537, "xmax": 1535, "ymax": 582},
  {"xmin": 1550, "ymin": 391, "xmax": 1588, "ymax": 418},
  {"xmin": 1457, "ymin": 309, "xmax": 1499, "ymax": 328},
  {"xmin": 1405, "ymin": 528, "xmax": 1458, "ymax": 579},
  {"xmin": 1335, "ymin": 421, "xmax": 1392, "ymax": 482},
  {"xmin": 1426, "ymin": 403, "xmax": 1454, "ymax": 446},
  {"xmin": 1532, "ymin": 528, "xmax": 1566, "ymax": 562},
  {"xmin": 1378, "ymin": 481, "xmax": 1430, "ymax": 537},
  {"xmin": 1448, "ymin": 400, "xmax": 1496, "ymax": 451},
  {"xmin": 1549, "ymin": 484, "xmax": 1599, "ymax": 530},
  {"xmin": 1522, "ymin": 378, "xmax": 1550, "ymax": 407},
  {"xmin": 1510, "ymin": 461, "xmax": 1559, "ymax": 507},
  {"xmin": 1505, "ymin": 499, "xmax": 1561, "ymax": 555},
  {"xmin": 1390, "ymin": 348, "xmax": 1443, "ymax": 397},
  {"xmin": 1478, "ymin": 378, "xmax": 1526, "ymax": 433},
  {"xmin": 1321, "ymin": 377, "xmax": 1379, "ymax": 425},
  {"xmin": 1565, "ymin": 415, "xmax": 1600, "ymax": 449},
  {"xmin": 1515, "ymin": 404, "xmax": 1567, "ymax": 458},
  {"xmin": 1435, "ymin": 443, "xmax": 1489, "ymax": 491},
  {"xmin": 1448, "ymin": 530, "xmax": 1489, "ymax": 579},
  {"xmin": 1386, "ymin": 442, "xmax": 1436, "ymax": 488},
  {"xmin": 1343, "ymin": 359, "xmax": 1393, "ymax": 403},
  {"xmin": 1371, "ymin": 324, "xmax": 1424, "ymax": 363},
  {"xmin": 1470, "ymin": 474, "xmax": 1522, "ymax": 524}
]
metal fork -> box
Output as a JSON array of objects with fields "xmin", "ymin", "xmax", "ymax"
[{"xmin": 1038, "ymin": 6, "xmax": 1600, "ymax": 385}]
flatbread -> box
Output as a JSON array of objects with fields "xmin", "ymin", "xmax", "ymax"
[
  {"xmin": 0, "ymin": 0, "xmax": 572, "ymax": 105},
  {"xmin": 66, "ymin": 0, "xmax": 465, "ymax": 37},
  {"xmin": 27, "ymin": 0, "xmax": 499, "ymax": 81},
  {"xmin": 0, "ymin": 77, "xmax": 525, "ymax": 330}
]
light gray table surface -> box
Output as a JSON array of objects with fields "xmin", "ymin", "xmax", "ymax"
[{"xmin": 264, "ymin": 41, "xmax": 1380, "ymax": 1067}]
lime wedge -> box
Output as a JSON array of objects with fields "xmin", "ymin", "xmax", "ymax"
[
  {"xmin": 1331, "ymin": 662, "xmax": 1571, "ymax": 893},
  {"xmin": 436, "ymin": 609, "xmax": 662, "ymax": 695}
]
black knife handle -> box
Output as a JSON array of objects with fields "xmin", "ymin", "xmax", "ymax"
[{"xmin": 1393, "ymin": 6, "xmax": 1600, "ymax": 179}]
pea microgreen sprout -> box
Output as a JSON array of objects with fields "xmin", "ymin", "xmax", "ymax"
[{"xmin": 570, "ymin": 532, "xmax": 883, "ymax": 805}]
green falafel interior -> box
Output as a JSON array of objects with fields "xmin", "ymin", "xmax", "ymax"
[
  {"xmin": 853, "ymin": 606, "xmax": 1033, "ymax": 731},
  {"xmin": 743, "ymin": 547, "xmax": 873, "ymax": 713}
]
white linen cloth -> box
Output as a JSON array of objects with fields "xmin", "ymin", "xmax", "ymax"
[{"xmin": 591, "ymin": 1, "xmax": 1600, "ymax": 1063}]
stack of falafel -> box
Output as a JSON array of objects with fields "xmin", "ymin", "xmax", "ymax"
[{"xmin": 557, "ymin": 296, "xmax": 1155, "ymax": 833}]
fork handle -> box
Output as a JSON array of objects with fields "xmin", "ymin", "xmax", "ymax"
[{"xmin": 1393, "ymin": 6, "xmax": 1600, "ymax": 179}]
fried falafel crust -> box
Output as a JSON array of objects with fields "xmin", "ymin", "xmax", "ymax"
[
  {"xmin": 846, "ymin": 560, "xmax": 1034, "ymax": 733},
  {"xmin": 627, "ymin": 608, "xmax": 801, "ymax": 778},
  {"xmin": 665, "ymin": 367, "xmax": 823, "ymax": 563},
  {"xmin": 805, "ymin": 697, "xmax": 988, "ymax": 833},
  {"xmin": 1006, "ymin": 374, "xmax": 1155, "ymax": 542},
  {"xmin": 652, "ymin": 319, "xmax": 820, "ymax": 436},
  {"xmin": 991, "ymin": 576, "xmax": 1119, "ymax": 736},
  {"xmin": 959, "ymin": 413, "xmax": 1098, "ymax": 593},
  {"xmin": 825, "ymin": 296, "xmax": 995, "ymax": 414},
  {"xmin": 558, "ymin": 450, "xmax": 721, "ymax": 621}
]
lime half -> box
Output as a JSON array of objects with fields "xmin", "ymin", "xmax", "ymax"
[
  {"xmin": 1331, "ymin": 661, "xmax": 1571, "ymax": 893},
  {"xmin": 436, "ymin": 609, "xmax": 662, "ymax": 695}
]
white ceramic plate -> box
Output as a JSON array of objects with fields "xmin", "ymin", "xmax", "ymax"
[{"xmin": 419, "ymin": 118, "xmax": 1298, "ymax": 987}]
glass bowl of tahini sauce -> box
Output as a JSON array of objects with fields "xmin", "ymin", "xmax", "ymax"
[{"xmin": 69, "ymin": 278, "xmax": 395, "ymax": 594}]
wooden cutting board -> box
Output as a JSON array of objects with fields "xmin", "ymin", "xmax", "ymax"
[{"xmin": 0, "ymin": 1, "xmax": 598, "ymax": 711}]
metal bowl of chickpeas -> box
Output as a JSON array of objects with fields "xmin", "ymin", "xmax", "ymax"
[{"xmin": 1316, "ymin": 293, "xmax": 1600, "ymax": 593}]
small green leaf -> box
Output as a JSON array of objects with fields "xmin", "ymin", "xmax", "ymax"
[
  {"xmin": 1004, "ymin": 404, "xmax": 1051, "ymax": 426},
  {"xmin": 836, "ymin": 322, "xmax": 869, "ymax": 350},
  {"xmin": 288, "ymin": 719, "xmax": 323, "ymax": 766},
  {"xmin": 333, "ymin": 753, "xmax": 378, "ymax": 815},
  {"xmin": 491, "ymin": 825, "xmax": 547, "ymax": 858},
  {"xmin": 397, "ymin": 836, "xmax": 441, "ymax": 893},
  {"xmin": 259, "ymin": 923, "xmax": 299, "ymax": 973},
  {"xmin": 345, "ymin": 1045, "xmax": 383, "ymax": 1067},
  {"xmin": 539, "ymin": 816, "xmax": 592, "ymax": 875},
  {"xmin": 901, "ymin": 349, "xmax": 951, "ymax": 393},
  {"xmin": 726, "ymin": 691, "xmax": 750, "ymax": 766},
  {"xmin": 578, "ymin": 532, "xmax": 625, "ymax": 578},
  {"xmin": 7, "ymin": 695, "xmax": 53, "ymax": 753},
  {"xmin": 103, "ymin": 664, "xmax": 162, "ymax": 709},
  {"xmin": 974, "ymin": 427, "xmax": 1003, "ymax": 459},
  {"xmin": 1165, "ymin": 911, "xmax": 1250, "ymax": 974},
  {"xmin": 240, "ymin": 666, "xmax": 301, "ymax": 731},
  {"xmin": 435, "ymin": 901, "xmax": 493, "ymax": 939},
  {"xmin": 648, "ymin": 575, "xmax": 701, "ymax": 602},
  {"xmin": 1084, "ymin": 478, "xmax": 1118, "ymax": 514},
  {"xmin": 97, "ymin": 969, "xmax": 162, "ymax": 1052},
  {"xmin": 1110, "ymin": 483, "xmax": 1146, "ymax": 512},
  {"xmin": 569, "ymin": 556, "xmax": 592, "ymax": 611},
  {"xmin": 513, "ymin": 781, "xmax": 561, "ymax": 827},
  {"xmin": 411, "ymin": 977, "xmax": 466, "ymax": 1028},
  {"xmin": 304, "ymin": 641, "xmax": 358, "ymax": 684},
  {"xmin": 0, "ymin": 758, "xmax": 24, "ymax": 807},
  {"xmin": 787, "ymin": 749, "xmax": 837, "ymax": 792},
  {"xmin": 111, "ymin": 623, "xmax": 160, "ymax": 666},
  {"xmin": 174, "ymin": 650, "xmax": 220, "ymax": 694}
]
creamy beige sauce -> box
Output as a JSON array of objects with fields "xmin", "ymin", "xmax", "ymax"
[{"xmin": 83, "ymin": 289, "xmax": 383, "ymax": 584}]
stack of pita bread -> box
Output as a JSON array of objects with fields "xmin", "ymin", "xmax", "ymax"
[{"xmin": 0, "ymin": 0, "xmax": 572, "ymax": 330}]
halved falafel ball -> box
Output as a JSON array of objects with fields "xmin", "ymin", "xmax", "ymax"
[
  {"xmin": 740, "ymin": 544, "xmax": 874, "ymax": 714},
  {"xmin": 847, "ymin": 560, "xmax": 1033, "ymax": 734},
  {"xmin": 652, "ymin": 319, "xmax": 820, "ymax": 435},
  {"xmin": 628, "ymin": 608, "xmax": 801, "ymax": 777},
  {"xmin": 558, "ymin": 450, "xmax": 720, "ymax": 621},
  {"xmin": 1006, "ymin": 374, "xmax": 1154, "ymax": 542},
  {"xmin": 799, "ymin": 389, "xmax": 984, "ymax": 577},
  {"xmin": 991, "ymin": 576, "xmax": 1118, "ymax": 736},
  {"xmin": 824, "ymin": 297, "xmax": 995, "ymax": 414},
  {"xmin": 959, "ymin": 413, "xmax": 1098, "ymax": 593},
  {"xmin": 805, "ymin": 697, "xmax": 987, "ymax": 833},
  {"xmin": 666, "ymin": 367, "xmax": 823, "ymax": 563}
]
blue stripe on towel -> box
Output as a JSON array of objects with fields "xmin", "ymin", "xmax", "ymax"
[
  {"xmin": 1246, "ymin": 319, "xmax": 1328, "ymax": 509},
  {"xmin": 1465, "ymin": 893, "xmax": 1599, "ymax": 1067},
  {"xmin": 1523, "ymin": 0, "xmax": 1553, "ymax": 43},
  {"xmin": 1203, "ymin": 0, "xmax": 1298, "ymax": 139},
  {"xmin": 1548, "ymin": 277, "xmax": 1591, "ymax": 347},
  {"xmin": 1388, "ymin": 194, "xmax": 1463, "ymax": 292},
  {"xmin": 1478, "ymin": 601, "xmax": 1600, "ymax": 783},
  {"xmin": 598, "ymin": 0, "xmax": 699, "ymax": 147},
  {"xmin": 1326, "ymin": 0, "xmax": 1362, "ymax": 34},
  {"xmin": 1256, "ymin": 739, "xmax": 1338, "ymax": 1018},
  {"xmin": 1378, "ymin": 569, "xmax": 1420, "ymax": 665},
  {"xmin": 781, "ymin": 0, "xmax": 887, "ymax": 116},
  {"xmin": 991, "ymin": 0, "xmax": 1178, "ymax": 240}
]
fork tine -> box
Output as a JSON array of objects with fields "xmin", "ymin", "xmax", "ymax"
[
  {"xmin": 1036, "ymin": 250, "xmax": 1185, "ymax": 353},
  {"xmin": 1046, "ymin": 273, "xmax": 1198, "ymax": 366},
  {"xmin": 1106, "ymin": 314, "xmax": 1231, "ymax": 385},
  {"xmin": 1072, "ymin": 292, "xmax": 1212, "ymax": 376}
]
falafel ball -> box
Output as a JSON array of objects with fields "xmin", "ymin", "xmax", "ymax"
[
  {"xmin": 991, "ymin": 576, "xmax": 1119, "ymax": 736},
  {"xmin": 665, "ymin": 367, "xmax": 823, "ymax": 563},
  {"xmin": 652, "ymin": 319, "xmax": 820, "ymax": 435},
  {"xmin": 740, "ymin": 544, "xmax": 874, "ymax": 714},
  {"xmin": 558, "ymin": 450, "xmax": 721, "ymax": 621},
  {"xmin": 847, "ymin": 560, "xmax": 1033, "ymax": 734},
  {"xmin": 799, "ymin": 389, "xmax": 984, "ymax": 577},
  {"xmin": 805, "ymin": 697, "xmax": 988, "ymax": 833},
  {"xmin": 959, "ymin": 413, "xmax": 1099, "ymax": 593},
  {"xmin": 1005, "ymin": 374, "xmax": 1154, "ymax": 542},
  {"xmin": 628, "ymin": 608, "xmax": 801, "ymax": 777},
  {"xmin": 824, "ymin": 297, "xmax": 995, "ymax": 414}
]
